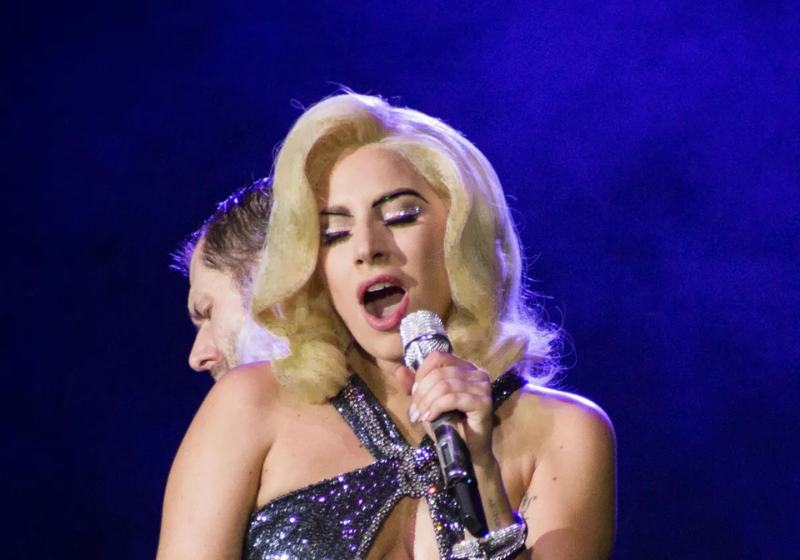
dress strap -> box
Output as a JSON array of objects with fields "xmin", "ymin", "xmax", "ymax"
[
  {"xmin": 331, "ymin": 374, "xmax": 409, "ymax": 461},
  {"xmin": 492, "ymin": 369, "xmax": 526, "ymax": 411},
  {"xmin": 331, "ymin": 369, "xmax": 527, "ymax": 560},
  {"xmin": 332, "ymin": 370, "xmax": 526, "ymax": 460}
]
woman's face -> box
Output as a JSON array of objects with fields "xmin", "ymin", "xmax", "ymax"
[{"xmin": 318, "ymin": 144, "xmax": 451, "ymax": 369}]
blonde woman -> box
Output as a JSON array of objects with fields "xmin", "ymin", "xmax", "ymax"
[{"xmin": 157, "ymin": 93, "xmax": 616, "ymax": 560}]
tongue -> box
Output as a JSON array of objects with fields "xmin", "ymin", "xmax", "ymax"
[{"xmin": 365, "ymin": 289, "xmax": 405, "ymax": 319}]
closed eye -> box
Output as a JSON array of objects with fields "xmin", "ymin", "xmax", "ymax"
[
  {"xmin": 322, "ymin": 229, "xmax": 351, "ymax": 246},
  {"xmin": 383, "ymin": 205, "xmax": 421, "ymax": 226},
  {"xmin": 190, "ymin": 307, "xmax": 211, "ymax": 330}
]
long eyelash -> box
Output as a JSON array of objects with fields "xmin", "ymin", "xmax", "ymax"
[
  {"xmin": 322, "ymin": 230, "xmax": 350, "ymax": 246},
  {"xmin": 384, "ymin": 205, "xmax": 421, "ymax": 225}
]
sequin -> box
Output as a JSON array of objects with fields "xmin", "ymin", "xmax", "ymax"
[{"xmin": 244, "ymin": 371, "xmax": 524, "ymax": 560}]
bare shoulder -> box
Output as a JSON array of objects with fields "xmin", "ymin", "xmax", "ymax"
[
  {"xmin": 189, "ymin": 362, "xmax": 282, "ymax": 437},
  {"xmin": 524, "ymin": 385, "xmax": 613, "ymax": 436},
  {"xmin": 207, "ymin": 361, "xmax": 283, "ymax": 410},
  {"xmin": 213, "ymin": 360, "xmax": 282, "ymax": 399},
  {"xmin": 500, "ymin": 384, "xmax": 616, "ymax": 468},
  {"xmin": 504, "ymin": 386, "xmax": 617, "ymax": 558},
  {"xmin": 168, "ymin": 361, "xmax": 286, "ymax": 482},
  {"xmin": 157, "ymin": 361, "xmax": 287, "ymax": 560}
]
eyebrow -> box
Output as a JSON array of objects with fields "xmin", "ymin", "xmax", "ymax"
[{"xmin": 319, "ymin": 189, "xmax": 427, "ymax": 217}]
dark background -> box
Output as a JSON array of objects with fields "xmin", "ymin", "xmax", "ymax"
[{"xmin": 4, "ymin": 1, "xmax": 798, "ymax": 558}]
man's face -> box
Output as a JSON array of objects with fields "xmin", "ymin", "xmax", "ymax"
[{"xmin": 186, "ymin": 241, "xmax": 247, "ymax": 381}]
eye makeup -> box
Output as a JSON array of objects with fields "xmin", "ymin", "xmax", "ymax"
[
  {"xmin": 321, "ymin": 227, "xmax": 350, "ymax": 246},
  {"xmin": 319, "ymin": 189, "xmax": 427, "ymax": 246},
  {"xmin": 382, "ymin": 204, "xmax": 421, "ymax": 225}
]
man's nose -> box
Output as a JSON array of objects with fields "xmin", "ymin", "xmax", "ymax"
[{"xmin": 188, "ymin": 327, "xmax": 220, "ymax": 372}]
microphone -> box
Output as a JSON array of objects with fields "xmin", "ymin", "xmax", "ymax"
[{"xmin": 400, "ymin": 310, "xmax": 489, "ymax": 538}]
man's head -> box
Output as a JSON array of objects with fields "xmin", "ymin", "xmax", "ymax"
[{"xmin": 172, "ymin": 178, "xmax": 272, "ymax": 381}]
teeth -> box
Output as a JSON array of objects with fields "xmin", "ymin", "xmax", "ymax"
[{"xmin": 367, "ymin": 282, "xmax": 395, "ymax": 293}]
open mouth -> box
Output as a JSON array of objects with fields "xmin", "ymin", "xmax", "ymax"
[{"xmin": 363, "ymin": 282, "xmax": 407, "ymax": 319}]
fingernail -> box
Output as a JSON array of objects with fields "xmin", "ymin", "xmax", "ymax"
[
  {"xmin": 409, "ymin": 404, "xmax": 419, "ymax": 423},
  {"xmin": 411, "ymin": 381, "xmax": 418, "ymax": 394},
  {"xmin": 421, "ymin": 410, "xmax": 431, "ymax": 422}
]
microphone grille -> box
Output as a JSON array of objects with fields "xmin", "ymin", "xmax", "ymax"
[{"xmin": 400, "ymin": 310, "xmax": 451, "ymax": 370}]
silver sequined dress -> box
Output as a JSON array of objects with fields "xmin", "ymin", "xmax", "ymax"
[{"xmin": 243, "ymin": 371, "xmax": 524, "ymax": 560}]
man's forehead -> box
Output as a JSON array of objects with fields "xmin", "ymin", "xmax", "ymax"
[
  {"xmin": 188, "ymin": 245, "xmax": 214, "ymax": 307},
  {"xmin": 188, "ymin": 240, "xmax": 207, "ymax": 284},
  {"xmin": 187, "ymin": 243, "xmax": 240, "ymax": 305}
]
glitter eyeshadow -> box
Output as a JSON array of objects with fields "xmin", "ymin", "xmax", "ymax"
[{"xmin": 244, "ymin": 371, "xmax": 524, "ymax": 560}]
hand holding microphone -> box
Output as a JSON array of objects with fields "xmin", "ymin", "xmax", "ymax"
[{"xmin": 400, "ymin": 310, "xmax": 492, "ymax": 537}]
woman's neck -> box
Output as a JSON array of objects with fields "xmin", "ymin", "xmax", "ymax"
[
  {"xmin": 346, "ymin": 345, "xmax": 403, "ymax": 400},
  {"xmin": 346, "ymin": 345, "xmax": 427, "ymax": 444}
]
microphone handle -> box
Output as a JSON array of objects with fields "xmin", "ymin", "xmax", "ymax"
[{"xmin": 431, "ymin": 413, "xmax": 489, "ymax": 537}]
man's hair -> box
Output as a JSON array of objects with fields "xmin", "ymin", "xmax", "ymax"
[
  {"xmin": 250, "ymin": 93, "xmax": 560, "ymax": 403},
  {"xmin": 172, "ymin": 177, "xmax": 272, "ymax": 290}
]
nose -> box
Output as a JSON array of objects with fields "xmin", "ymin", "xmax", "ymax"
[
  {"xmin": 188, "ymin": 326, "xmax": 220, "ymax": 372},
  {"xmin": 353, "ymin": 219, "xmax": 390, "ymax": 265}
]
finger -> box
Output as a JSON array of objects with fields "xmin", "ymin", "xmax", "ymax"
[
  {"xmin": 419, "ymin": 392, "xmax": 493, "ymax": 425},
  {"xmin": 415, "ymin": 350, "xmax": 473, "ymax": 381},
  {"xmin": 393, "ymin": 364, "xmax": 415, "ymax": 396},
  {"xmin": 414, "ymin": 376, "xmax": 492, "ymax": 422},
  {"xmin": 412, "ymin": 365, "xmax": 488, "ymax": 400}
]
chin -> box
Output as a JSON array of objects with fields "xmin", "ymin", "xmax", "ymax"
[{"xmin": 357, "ymin": 332, "xmax": 404, "ymax": 365}]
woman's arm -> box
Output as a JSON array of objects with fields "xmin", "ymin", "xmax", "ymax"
[
  {"xmin": 519, "ymin": 393, "xmax": 617, "ymax": 560},
  {"xmin": 156, "ymin": 364, "xmax": 276, "ymax": 560},
  {"xmin": 455, "ymin": 393, "xmax": 616, "ymax": 560},
  {"xmin": 407, "ymin": 353, "xmax": 616, "ymax": 560}
]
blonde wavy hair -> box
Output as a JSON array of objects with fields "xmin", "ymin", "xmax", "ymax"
[{"xmin": 251, "ymin": 93, "xmax": 559, "ymax": 403}]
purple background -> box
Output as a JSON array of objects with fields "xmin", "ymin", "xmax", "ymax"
[{"xmin": 4, "ymin": 1, "xmax": 798, "ymax": 558}]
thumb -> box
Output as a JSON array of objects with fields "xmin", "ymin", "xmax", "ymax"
[{"xmin": 393, "ymin": 364, "xmax": 416, "ymax": 396}]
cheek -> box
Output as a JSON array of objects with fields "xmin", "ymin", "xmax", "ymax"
[
  {"xmin": 214, "ymin": 299, "xmax": 247, "ymax": 339},
  {"xmin": 422, "ymin": 226, "xmax": 451, "ymax": 302},
  {"xmin": 209, "ymin": 317, "xmax": 228, "ymax": 343},
  {"xmin": 320, "ymin": 256, "xmax": 349, "ymax": 315},
  {"xmin": 229, "ymin": 309, "xmax": 247, "ymax": 336}
]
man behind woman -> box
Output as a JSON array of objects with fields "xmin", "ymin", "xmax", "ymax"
[
  {"xmin": 172, "ymin": 178, "xmax": 276, "ymax": 382},
  {"xmin": 157, "ymin": 93, "xmax": 616, "ymax": 560}
]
